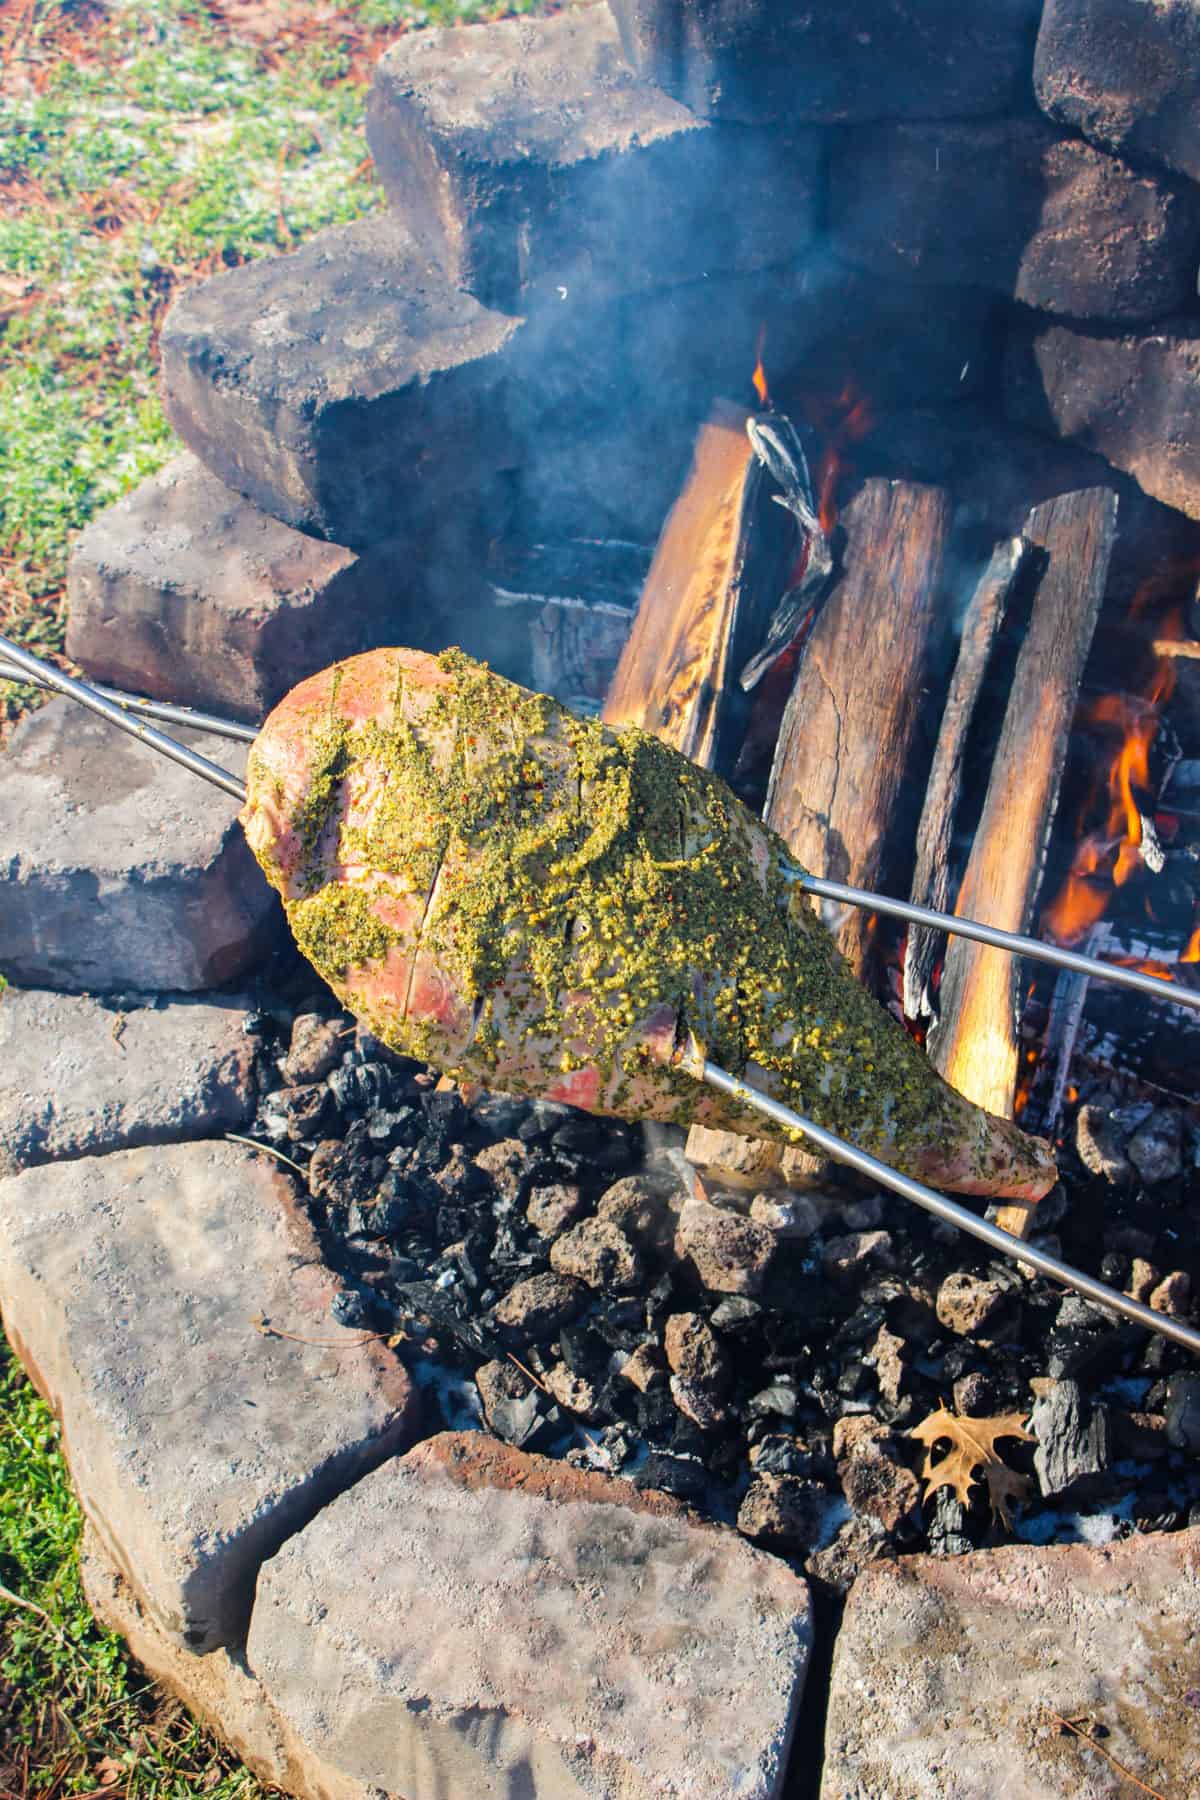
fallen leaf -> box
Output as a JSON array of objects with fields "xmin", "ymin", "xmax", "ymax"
[{"xmin": 909, "ymin": 1404, "xmax": 1033, "ymax": 1527}]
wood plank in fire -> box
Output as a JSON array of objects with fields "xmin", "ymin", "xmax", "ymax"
[{"xmin": 929, "ymin": 486, "xmax": 1118, "ymax": 1235}]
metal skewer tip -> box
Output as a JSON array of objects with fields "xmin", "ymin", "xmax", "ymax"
[{"xmin": 696, "ymin": 1058, "xmax": 1200, "ymax": 1357}]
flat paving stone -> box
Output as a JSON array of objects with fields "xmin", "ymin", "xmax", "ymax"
[
  {"xmin": 0, "ymin": 698, "xmax": 278, "ymax": 993},
  {"xmin": 367, "ymin": 3, "xmax": 819, "ymax": 314},
  {"xmin": 66, "ymin": 453, "xmax": 426, "ymax": 724},
  {"xmin": 0, "ymin": 986, "xmax": 259, "ymax": 1170},
  {"xmin": 249, "ymin": 1431, "xmax": 812, "ymax": 1799},
  {"xmin": 822, "ymin": 1529, "xmax": 1200, "ymax": 1798},
  {"xmin": 0, "ymin": 1140, "xmax": 418, "ymax": 1653},
  {"xmin": 159, "ymin": 214, "xmax": 521, "ymax": 548}
]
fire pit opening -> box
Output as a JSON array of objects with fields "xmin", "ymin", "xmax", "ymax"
[{"xmin": 7, "ymin": 0, "xmax": 1200, "ymax": 1794}]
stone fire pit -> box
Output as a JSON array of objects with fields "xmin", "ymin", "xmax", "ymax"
[{"xmin": 5, "ymin": 1, "xmax": 1200, "ymax": 1795}]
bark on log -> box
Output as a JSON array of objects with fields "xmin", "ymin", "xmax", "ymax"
[
  {"xmin": 929, "ymin": 486, "xmax": 1118, "ymax": 1231},
  {"xmin": 689, "ymin": 478, "xmax": 952, "ymax": 1193},
  {"xmin": 602, "ymin": 399, "xmax": 789, "ymax": 779},
  {"xmin": 904, "ymin": 535, "xmax": 1028, "ymax": 1024},
  {"xmin": 764, "ymin": 477, "xmax": 953, "ymax": 976}
]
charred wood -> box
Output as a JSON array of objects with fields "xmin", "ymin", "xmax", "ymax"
[
  {"xmin": 603, "ymin": 399, "xmax": 791, "ymax": 777},
  {"xmin": 764, "ymin": 478, "xmax": 953, "ymax": 978},
  {"xmin": 905, "ymin": 536, "xmax": 1028, "ymax": 1024}
]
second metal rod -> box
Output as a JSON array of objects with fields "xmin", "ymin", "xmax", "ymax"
[
  {"xmin": 698, "ymin": 1058, "xmax": 1200, "ymax": 1356},
  {"xmin": 0, "ymin": 633, "xmax": 248, "ymax": 803}
]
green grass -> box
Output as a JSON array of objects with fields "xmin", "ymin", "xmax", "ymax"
[{"xmin": 0, "ymin": 0, "xmax": 549, "ymax": 1789}]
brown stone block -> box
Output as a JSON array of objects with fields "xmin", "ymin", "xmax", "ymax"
[
  {"xmin": 832, "ymin": 120, "xmax": 1200, "ymax": 322},
  {"xmin": 367, "ymin": 4, "xmax": 820, "ymax": 314},
  {"xmin": 1035, "ymin": 0, "xmax": 1200, "ymax": 184}
]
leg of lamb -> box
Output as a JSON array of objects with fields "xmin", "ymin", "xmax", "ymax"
[{"xmin": 240, "ymin": 647, "xmax": 1056, "ymax": 1202}]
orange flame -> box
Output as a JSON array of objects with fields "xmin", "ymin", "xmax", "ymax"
[
  {"xmin": 1183, "ymin": 925, "xmax": 1200, "ymax": 964},
  {"xmin": 751, "ymin": 326, "xmax": 769, "ymax": 410},
  {"xmin": 811, "ymin": 385, "xmax": 874, "ymax": 532},
  {"xmin": 1042, "ymin": 595, "xmax": 1183, "ymax": 945}
]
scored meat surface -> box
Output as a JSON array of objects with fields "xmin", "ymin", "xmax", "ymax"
[{"xmin": 241, "ymin": 647, "xmax": 1056, "ymax": 1201}]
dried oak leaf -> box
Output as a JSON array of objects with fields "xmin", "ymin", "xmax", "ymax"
[{"xmin": 909, "ymin": 1405, "xmax": 1033, "ymax": 1528}]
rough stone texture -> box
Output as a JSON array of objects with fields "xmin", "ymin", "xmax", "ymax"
[
  {"xmin": 550, "ymin": 1215, "xmax": 643, "ymax": 1290},
  {"xmin": 367, "ymin": 4, "xmax": 819, "ymax": 315},
  {"xmin": 1030, "ymin": 1381, "xmax": 1111, "ymax": 1502},
  {"xmin": 159, "ymin": 214, "xmax": 521, "ymax": 548},
  {"xmin": 0, "ymin": 700, "xmax": 279, "ymax": 994},
  {"xmin": 737, "ymin": 1475, "xmax": 830, "ymax": 1550},
  {"xmin": 64, "ymin": 453, "xmax": 428, "ymax": 724},
  {"xmin": 0, "ymin": 986, "xmax": 259, "ymax": 1170},
  {"xmin": 81, "ymin": 1527, "xmax": 374, "ymax": 1800},
  {"xmin": 1126, "ymin": 1107, "xmax": 1185, "ymax": 1184},
  {"xmin": 0, "ymin": 1141, "xmax": 418, "ymax": 1652},
  {"xmin": 935, "ymin": 1270, "xmax": 1021, "ymax": 1342},
  {"xmin": 822, "ymin": 1530, "xmax": 1200, "ymax": 1798},
  {"xmin": 1006, "ymin": 319, "xmax": 1200, "ymax": 522},
  {"xmin": 674, "ymin": 1197, "xmax": 776, "ymax": 1295},
  {"xmin": 526, "ymin": 1180, "xmax": 589, "ymax": 1237},
  {"xmin": 249, "ymin": 1431, "xmax": 812, "ymax": 1800},
  {"xmin": 279, "ymin": 1012, "xmax": 348, "ymax": 1086},
  {"xmin": 491, "ymin": 1270, "xmax": 586, "ymax": 1345},
  {"xmin": 1075, "ymin": 1103, "xmax": 1133, "ymax": 1185},
  {"xmin": 1035, "ymin": 0, "xmax": 1200, "ymax": 185},
  {"xmin": 608, "ymin": 0, "xmax": 1041, "ymax": 124},
  {"xmin": 832, "ymin": 120, "xmax": 1200, "ymax": 322}
]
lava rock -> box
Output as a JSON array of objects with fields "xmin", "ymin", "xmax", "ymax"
[
  {"xmin": 669, "ymin": 1375, "xmax": 729, "ymax": 1433},
  {"xmin": 1031, "ymin": 1380, "xmax": 1112, "ymax": 1501},
  {"xmin": 664, "ymin": 1312, "xmax": 731, "ymax": 1396},
  {"xmin": 491, "ymin": 1272, "xmax": 587, "ymax": 1346},
  {"xmin": 674, "ymin": 1198, "xmax": 777, "ymax": 1296},
  {"xmin": 596, "ymin": 1172, "xmax": 682, "ymax": 1253},
  {"xmin": 366, "ymin": 6, "xmax": 819, "ymax": 313},
  {"xmin": 1075, "ymin": 1103, "xmax": 1134, "ymax": 1185},
  {"xmin": 823, "ymin": 1230, "xmax": 895, "ymax": 1285},
  {"xmin": 307, "ymin": 1135, "xmax": 378, "ymax": 1209},
  {"xmin": 550, "ymin": 1217, "xmax": 643, "ymax": 1291},
  {"xmin": 868, "ymin": 1325, "xmax": 908, "ymax": 1408},
  {"xmin": 1150, "ymin": 1271, "xmax": 1192, "ymax": 1319},
  {"xmin": 935, "ymin": 1270, "xmax": 1022, "ymax": 1343},
  {"xmin": 618, "ymin": 1342, "xmax": 668, "ymax": 1392},
  {"xmin": 1126, "ymin": 1108, "xmax": 1185, "ymax": 1185},
  {"xmin": 281, "ymin": 1013, "xmax": 348, "ymax": 1085},
  {"xmin": 0, "ymin": 702, "xmax": 279, "ymax": 993},
  {"xmin": 1164, "ymin": 1374, "xmax": 1200, "ymax": 1453},
  {"xmin": 526, "ymin": 1182, "xmax": 589, "ymax": 1237},
  {"xmin": 159, "ymin": 214, "xmax": 521, "ymax": 548},
  {"xmin": 737, "ymin": 1475, "xmax": 830, "ymax": 1550},
  {"xmin": 748, "ymin": 1192, "xmax": 821, "ymax": 1239},
  {"xmin": 474, "ymin": 1138, "xmax": 537, "ymax": 1207},
  {"xmin": 1034, "ymin": 0, "xmax": 1200, "ymax": 184},
  {"xmin": 541, "ymin": 1362, "xmax": 601, "ymax": 1420},
  {"xmin": 834, "ymin": 1419, "xmax": 923, "ymax": 1534}
]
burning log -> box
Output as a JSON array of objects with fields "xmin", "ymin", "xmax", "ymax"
[
  {"xmin": 689, "ymin": 477, "xmax": 952, "ymax": 1194},
  {"xmin": 764, "ymin": 478, "xmax": 953, "ymax": 977},
  {"xmin": 904, "ymin": 536, "xmax": 1029, "ymax": 1024},
  {"xmin": 929, "ymin": 486, "xmax": 1119, "ymax": 1230},
  {"xmin": 603, "ymin": 399, "xmax": 791, "ymax": 777},
  {"xmin": 1072, "ymin": 923, "xmax": 1200, "ymax": 1100}
]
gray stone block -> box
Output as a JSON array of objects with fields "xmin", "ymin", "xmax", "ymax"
[
  {"xmin": 366, "ymin": 3, "xmax": 820, "ymax": 314},
  {"xmin": 0, "ymin": 986, "xmax": 259, "ymax": 1170},
  {"xmin": 159, "ymin": 214, "xmax": 522, "ymax": 548},
  {"xmin": 608, "ymin": 0, "xmax": 1041, "ymax": 124},
  {"xmin": 1035, "ymin": 0, "xmax": 1200, "ymax": 185},
  {"xmin": 1006, "ymin": 318, "xmax": 1200, "ymax": 522},
  {"xmin": 249, "ymin": 1431, "xmax": 811, "ymax": 1799},
  {"xmin": 832, "ymin": 120, "xmax": 1200, "ymax": 322},
  {"xmin": 65, "ymin": 453, "xmax": 434, "ymax": 724},
  {"xmin": 823, "ymin": 1530, "xmax": 1200, "ymax": 1798},
  {"xmin": 0, "ymin": 1141, "xmax": 418, "ymax": 1653},
  {"xmin": 0, "ymin": 699, "xmax": 278, "ymax": 994}
]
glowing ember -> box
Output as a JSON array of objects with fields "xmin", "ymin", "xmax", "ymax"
[
  {"xmin": 1182, "ymin": 925, "xmax": 1200, "ymax": 964},
  {"xmin": 1042, "ymin": 597, "xmax": 1181, "ymax": 945}
]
